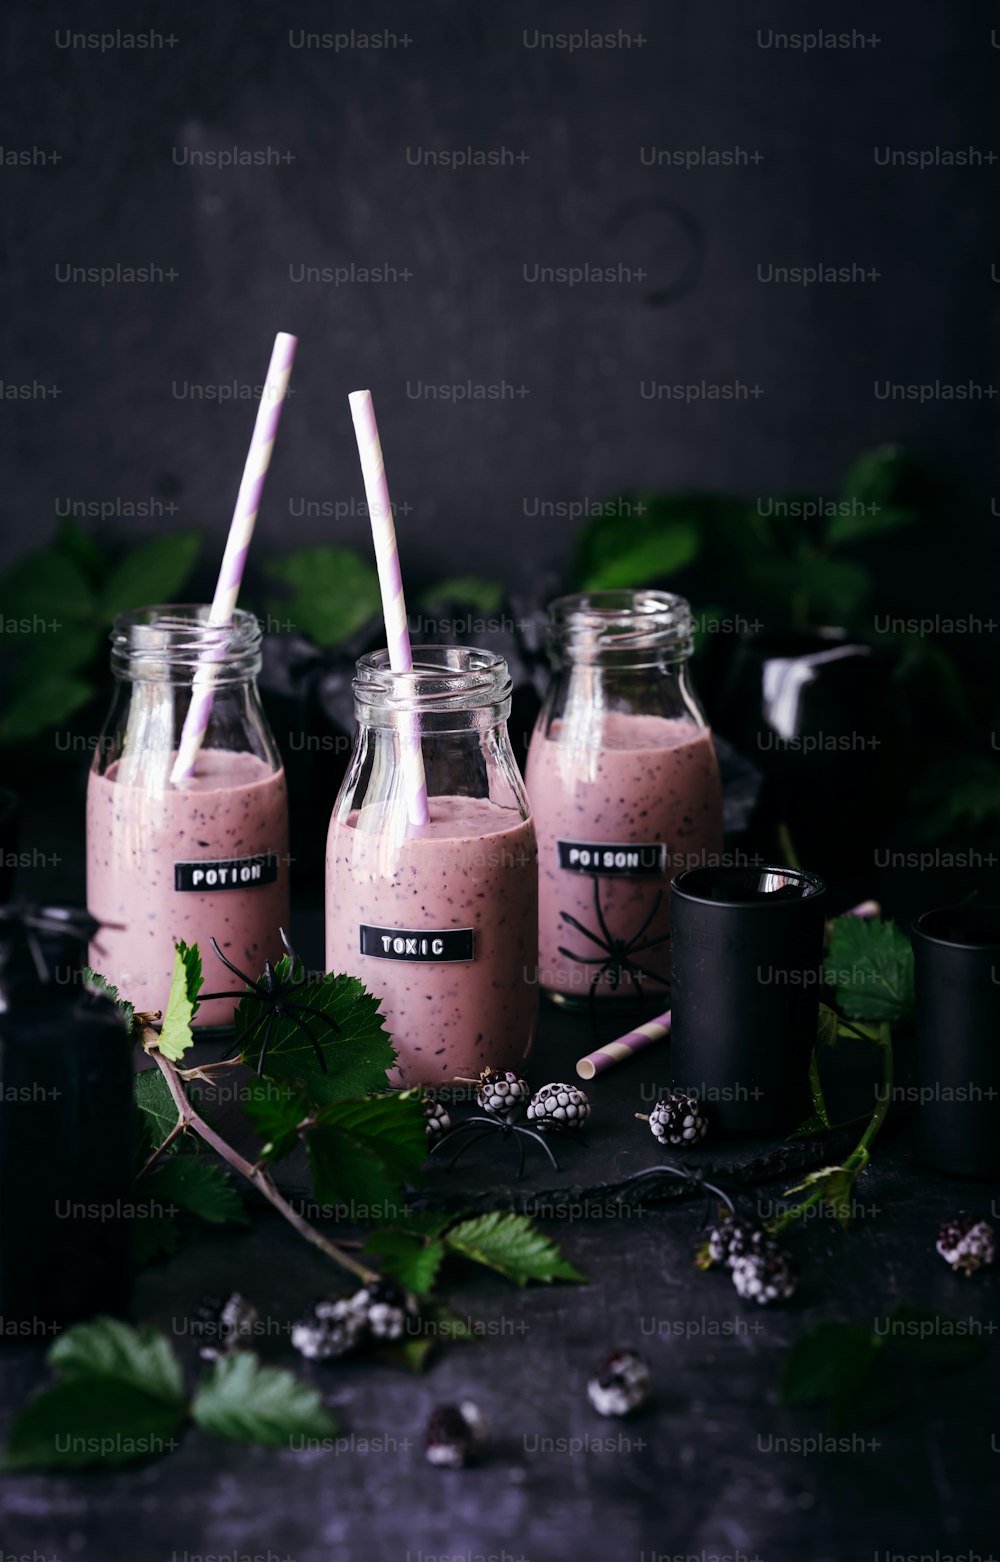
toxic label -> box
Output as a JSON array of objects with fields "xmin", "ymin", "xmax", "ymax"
[
  {"xmin": 557, "ymin": 840, "xmax": 667, "ymax": 877},
  {"xmin": 174, "ymin": 854, "xmax": 279, "ymax": 892},
  {"xmin": 359, "ymin": 924, "xmax": 475, "ymax": 962}
]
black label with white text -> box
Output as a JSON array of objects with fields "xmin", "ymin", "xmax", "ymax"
[
  {"xmin": 557, "ymin": 840, "xmax": 667, "ymax": 877},
  {"xmin": 174, "ymin": 854, "xmax": 279, "ymax": 892},
  {"xmin": 360, "ymin": 924, "xmax": 475, "ymax": 962}
]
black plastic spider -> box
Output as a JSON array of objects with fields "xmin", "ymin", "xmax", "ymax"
[
  {"xmin": 429, "ymin": 1112, "xmax": 561, "ymax": 1179},
  {"xmin": 558, "ymin": 874, "xmax": 670, "ymax": 1022},
  {"xmin": 199, "ymin": 929, "xmax": 339, "ymax": 1076}
]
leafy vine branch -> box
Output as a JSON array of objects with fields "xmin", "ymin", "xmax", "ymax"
[{"xmin": 140, "ymin": 1033, "xmax": 378, "ymax": 1286}]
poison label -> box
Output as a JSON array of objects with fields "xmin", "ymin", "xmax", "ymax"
[
  {"xmin": 174, "ymin": 854, "xmax": 279, "ymax": 892},
  {"xmin": 359, "ymin": 925, "xmax": 475, "ymax": 962},
  {"xmin": 557, "ymin": 840, "xmax": 667, "ymax": 877}
]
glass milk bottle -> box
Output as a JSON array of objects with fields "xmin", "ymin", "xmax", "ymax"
[
  {"xmin": 86, "ymin": 607, "xmax": 290, "ymax": 1027},
  {"xmin": 325, "ymin": 647, "xmax": 538, "ymax": 1085},
  {"xmin": 525, "ymin": 590, "xmax": 722, "ymax": 1006}
]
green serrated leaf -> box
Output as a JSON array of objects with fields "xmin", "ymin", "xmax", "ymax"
[
  {"xmin": 579, "ymin": 522, "xmax": 698, "ymax": 592},
  {"xmin": 0, "ymin": 673, "xmax": 95, "ymax": 743},
  {"xmin": 99, "ymin": 533, "xmax": 202, "ymax": 618},
  {"xmin": 780, "ymin": 1321, "xmax": 883, "ymax": 1419},
  {"xmin": 133, "ymin": 1210, "xmax": 181, "ymax": 1267},
  {"xmin": 383, "ymin": 1335, "xmax": 437, "ymax": 1373},
  {"xmin": 443, "ymin": 1212, "xmax": 585, "ymax": 1287},
  {"xmin": 86, "ymin": 966, "xmax": 137, "ymax": 1033},
  {"xmin": 191, "ymin": 1352, "xmax": 335, "ymax": 1445},
  {"xmin": 0, "ymin": 547, "xmax": 96, "ymax": 623},
  {"xmin": 264, "ymin": 545, "xmax": 381, "ymax": 646},
  {"xmin": 142, "ymin": 1156, "xmax": 248, "ymax": 1226},
  {"xmin": 55, "ymin": 517, "xmax": 107, "ymax": 584},
  {"xmin": 880, "ymin": 1306, "xmax": 989, "ymax": 1367},
  {"xmin": 912, "ymin": 758, "xmax": 1000, "ymax": 844},
  {"xmin": 418, "ymin": 576, "xmax": 505, "ymax": 615},
  {"xmin": 134, "ymin": 1066, "xmax": 179, "ymax": 1148},
  {"xmin": 305, "ymin": 1094, "xmax": 427, "ymax": 1216},
  {"xmin": 14, "ymin": 621, "xmax": 102, "ymax": 682},
  {"xmin": 825, "ymin": 916, "xmax": 914, "ymax": 1023},
  {"xmin": 248, "ymin": 964, "xmax": 396, "ymax": 1103},
  {"xmin": 779, "ymin": 1318, "xmax": 897, "ymax": 1432},
  {"xmin": 818, "ymin": 1167, "xmax": 859, "ymax": 1227},
  {"xmin": 243, "ymin": 1080, "xmax": 308, "ymax": 1161},
  {"xmin": 49, "ymin": 1317, "xmax": 185, "ymax": 1406},
  {"xmin": 377, "ymin": 1300, "xmax": 475, "ymax": 1372},
  {"xmin": 787, "ymin": 1112, "xmax": 832, "ymax": 1140},
  {"xmin": 837, "ymin": 446, "xmax": 918, "ymax": 512},
  {"xmin": 157, "ymin": 941, "xmax": 203, "ymax": 1061},
  {"xmin": 825, "ymin": 504, "xmax": 918, "ymax": 549},
  {"xmin": 364, "ymin": 1230, "xmax": 446, "ymax": 1295},
  {"xmin": 4, "ymin": 1379, "xmax": 186, "ymax": 1470}
]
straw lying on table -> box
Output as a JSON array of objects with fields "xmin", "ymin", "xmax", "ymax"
[
  {"xmin": 348, "ymin": 388, "xmax": 430, "ymax": 830},
  {"xmin": 576, "ymin": 1010, "xmax": 671, "ymax": 1079},
  {"xmin": 170, "ymin": 331, "xmax": 298, "ymax": 785}
]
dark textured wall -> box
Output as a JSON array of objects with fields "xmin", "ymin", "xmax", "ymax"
[{"xmin": 2, "ymin": 0, "xmax": 997, "ymax": 604}]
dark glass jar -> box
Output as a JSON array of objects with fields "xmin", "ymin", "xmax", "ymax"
[{"xmin": 0, "ymin": 905, "xmax": 133, "ymax": 1331}]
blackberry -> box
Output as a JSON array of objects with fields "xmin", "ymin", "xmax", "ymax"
[
  {"xmin": 191, "ymin": 1292, "xmax": 258, "ymax": 1361},
  {"xmin": 425, "ymin": 1098, "xmax": 452, "ymax": 1142},
  {"xmin": 587, "ymin": 1349, "xmax": 650, "ymax": 1417},
  {"xmin": 731, "ymin": 1242, "xmax": 797, "ymax": 1305},
  {"xmin": 936, "ymin": 1213, "xmax": 995, "ymax": 1276},
  {"xmin": 476, "ymin": 1069, "xmax": 530, "ymax": 1119},
  {"xmin": 351, "ymin": 1279, "xmax": 412, "ymax": 1340},
  {"xmin": 527, "ymin": 1082, "xmax": 591, "ymax": 1131},
  {"xmin": 707, "ymin": 1211, "xmax": 767, "ymax": 1268},
  {"xmin": 643, "ymin": 1091, "xmax": 709, "ymax": 1147},
  {"xmin": 424, "ymin": 1401, "xmax": 488, "ymax": 1467},
  {"xmin": 291, "ymin": 1297, "xmax": 368, "ymax": 1360}
]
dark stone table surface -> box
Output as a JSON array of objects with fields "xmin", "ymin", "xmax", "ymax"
[
  {"xmin": 3, "ymin": 815, "xmax": 999, "ymax": 1560},
  {"xmin": 2, "ymin": 1026, "xmax": 998, "ymax": 1561}
]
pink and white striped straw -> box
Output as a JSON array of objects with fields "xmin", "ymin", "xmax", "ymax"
[
  {"xmin": 576, "ymin": 1010, "xmax": 671, "ymax": 1080},
  {"xmin": 348, "ymin": 389, "xmax": 430, "ymax": 829},
  {"xmin": 171, "ymin": 331, "xmax": 298, "ymax": 784}
]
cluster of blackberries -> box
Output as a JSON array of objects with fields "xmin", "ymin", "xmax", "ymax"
[
  {"xmin": 422, "ymin": 1347, "xmax": 651, "ymax": 1469},
  {"xmin": 643, "ymin": 1091, "xmax": 709, "ymax": 1147},
  {"xmin": 191, "ymin": 1293, "xmax": 258, "ymax": 1360},
  {"xmin": 705, "ymin": 1211, "xmax": 797, "ymax": 1305},
  {"xmin": 291, "ymin": 1280, "xmax": 415, "ymax": 1361},
  {"xmin": 936, "ymin": 1213, "xmax": 995, "ymax": 1276},
  {"xmin": 477, "ymin": 1069, "xmax": 591, "ymax": 1131}
]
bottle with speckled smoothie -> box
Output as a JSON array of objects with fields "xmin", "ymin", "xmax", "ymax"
[
  {"xmin": 325, "ymin": 647, "xmax": 537, "ymax": 1085},
  {"xmin": 86, "ymin": 607, "xmax": 290, "ymax": 1028},
  {"xmin": 526, "ymin": 591, "xmax": 722, "ymax": 1006}
]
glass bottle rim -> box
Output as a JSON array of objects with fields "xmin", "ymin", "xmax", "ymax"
[
  {"xmin": 546, "ymin": 589, "xmax": 693, "ymax": 662},
  {"xmin": 109, "ymin": 605, "xmax": 262, "ymax": 683},
  {"xmin": 353, "ymin": 645, "xmax": 512, "ymax": 729}
]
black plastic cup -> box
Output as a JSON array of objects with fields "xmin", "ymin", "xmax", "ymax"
[
  {"xmin": 911, "ymin": 906, "xmax": 1000, "ymax": 1178},
  {"xmin": 670, "ymin": 865, "xmax": 827, "ymax": 1133}
]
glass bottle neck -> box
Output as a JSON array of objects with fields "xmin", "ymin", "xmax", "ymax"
[{"xmin": 110, "ymin": 606, "xmax": 263, "ymax": 686}]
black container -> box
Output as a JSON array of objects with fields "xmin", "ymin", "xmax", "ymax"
[
  {"xmin": 716, "ymin": 628, "xmax": 888, "ymax": 875},
  {"xmin": 670, "ymin": 865, "xmax": 827, "ymax": 1133},
  {"xmin": 911, "ymin": 906, "xmax": 1000, "ymax": 1178},
  {"xmin": 0, "ymin": 787, "xmax": 21, "ymax": 903},
  {"xmin": 0, "ymin": 905, "xmax": 134, "ymax": 1332}
]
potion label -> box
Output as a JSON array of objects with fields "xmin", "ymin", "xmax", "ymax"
[
  {"xmin": 556, "ymin": 840, "xmax": 667, "ymax": 877},
  {"xmin": 174, "ymin": 853, "xmax": 280, "ymax": 892},
  {"xmin": 359, "ymin": 924, "xmax": 475, "ymax": 962}
]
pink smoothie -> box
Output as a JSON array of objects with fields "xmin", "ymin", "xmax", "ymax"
[
  {"xmin": 325, "ymin": 794, "xmax": 538, "ymax": 1085},
  {"xmin": 86, "ymin": 750, "xmax": 289, "ymax": 1028},
  {"xmin": 526, "ymin": 711, "xmax": 722, "ymax": 1001}
]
